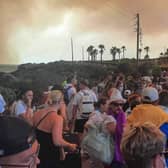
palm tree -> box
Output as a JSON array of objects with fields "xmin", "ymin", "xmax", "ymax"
[
  {"xmin": 160, "ymin": 52, "xmax": 164, "ymax": 57},
  {"xmin": 98, "ymin": 44, "xmax": 105, "ymax": 64},
  {"xmin": 144, "ymin": 54, "xmax": 149, "ymax": 59},
  {"xmin": 110, "ymin": 47, "xmax": 117, "ymax": 61},
  {"xmin": 87, "ymin": 45, "xmax": 94, "ymax": 61},
  {"xmin": 164, "ymin": 49, "xmax": 168, "ymax": 57},
  {"xmin": 121, "ymin": 46, "xmax": 126, "ymax": 59},
  {"xmin": 144, "ymin": 46, "xmax": 150, "ymax": 59},
  {"xmin": 92, "ymin": 48, "xmax": 98, "ymax": 61},
  {"xmin": 116, "ymin": 48, "xmax": 121, "ymax": 61}
]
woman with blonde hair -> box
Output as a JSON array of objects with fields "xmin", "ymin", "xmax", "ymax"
[
  {"xmin": 33, "ymin": 90, "xmax": 77, "ymax": 168},
  {"xmin": 121, "ymin": 122, "xmax": 166, "ymax": 168}
]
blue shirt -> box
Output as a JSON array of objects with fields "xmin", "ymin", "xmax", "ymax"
[{"xmin": 0, "ymin": 94, "xmax": 6, "ymax": 113}]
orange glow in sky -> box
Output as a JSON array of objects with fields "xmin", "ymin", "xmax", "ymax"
[{"xmin": 0, "ymin": 0, "xmax": 168, "ymax": 64}]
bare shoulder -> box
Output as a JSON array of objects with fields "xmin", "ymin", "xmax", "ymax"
[{"xmin": 48, "ymin": 112, "xmax": 63, "ymax": 121}]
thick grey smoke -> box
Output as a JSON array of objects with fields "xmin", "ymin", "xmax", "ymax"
[{"xmin": 0, "ymin": 0, "xmax": 167, "ymax": 64}]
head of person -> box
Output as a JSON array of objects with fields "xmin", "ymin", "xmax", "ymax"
[
  {"xmin": 159, "ymin": 90, "xmax": 168, "ymax": 107},
  {"xmin": 79, "ymin": 79, "xmax": 89, "ymax": 90},
  {"xmin": 142, "ymin": 76, "xmax": 152, "ymax": 86},
  {"xmin": 116, "ymin": 80, "xmax": 124, "ymax": 92},
  {"xmin": 71, "ymin": 78, "xmax": 77, "ymax": 86},
  {"xmin": 19, "ymin": 87, "xmax": 34, "ymax": 104},
  {"xmin": 106, "ymin": 72, "xmax": 113, "ymax": 81},
  {"xmin": 121, "ymin": 122, "xmax": 166, "ymax": 168},
  {"xmin": 0, "ymin": 116, "xmax": 40, "ymax": 167},
  {"xmin": 51, "ymin": 84, "xmax": 63, "ymax": 92},
  {"xmin": 109, "ymin": 88, "xmax": 126, "ymax": 114},
  {"xmin": 128, "ymin": 93, "xmax": 142, "ymax": 110},
  {"xmin": 48, "ymin": 90, "xmax": 64, "ymax": 105},
  {"xmin": 142, "ymin": 87, "xmax": 159, "ymax": 105},
  {"xmin": 94, "ymin": 98, "xmax": 108, "ymax": 113}
]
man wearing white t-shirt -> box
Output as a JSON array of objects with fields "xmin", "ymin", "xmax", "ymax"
[{"xmin": 72, "ymin": 79, "xmax": 97, "ymax": 134}]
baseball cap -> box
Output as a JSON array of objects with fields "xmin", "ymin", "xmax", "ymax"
[
  {"xmin": 0, "ymin": 116, "xmax": 36, "ymax": 157},
  {"xmin": 142, "ymin": 87, "xmax": 159, "ymax": 102}
]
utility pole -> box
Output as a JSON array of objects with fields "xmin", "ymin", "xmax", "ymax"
[
  {"xmin": 82, "ymin": 46, "xmax": 84, "ymax": 61},
  {"xmin": 136, "ymin": 13, "xmax": 140, "ymax": 64},
  {"xmin": 71, "ymin": 38, "xmax": 74, "ymax": 63}
]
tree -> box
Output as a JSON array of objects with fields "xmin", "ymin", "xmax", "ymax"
[
  {"xmin": 164, "ymin": 49, "xmax": 168, "ymax": 57},
  {"xmin": 144, "ymin": 54, "xmax": 149, "ymax": 59},
  {"xmin": 92, "ymin": 48, "xmax": 98, "ymax": 61},
  {"xmin": 110, "ymin": 47, "xmax": 118, "ymax": 61},
  {"xmin": 144, "ymin": 46, "xmax": 150, "ymax": 59},
  {"xmin": 98, "ymin": 44, "xmax": 105, "ymax": 64},
  {"xmin": 117, "ymin": 48, "xmax": 121, "ymax": 60},
  {"xmin": 121, "ymin": 46, "xmax": 126, "ymax": 59},
  {"xmin": 87, "ymin": 45, "xmax": 94, "ymax": 61},
  {"xmin": 160, "ymin": 52, "xmax": 164, "ymax": 57}
]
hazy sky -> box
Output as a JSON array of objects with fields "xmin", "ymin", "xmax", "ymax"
[{"xmin": 0, "ymin": 0, "xmax": 168, "ymax": 64}]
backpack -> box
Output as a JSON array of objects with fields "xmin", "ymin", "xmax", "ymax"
[
  {"xmin": 64, "ymin": 86, "xmax": 72, "ymax": 105},
  {"xmin": 79, "ymin": 90, "xmax": 94, "ymax": 119}
]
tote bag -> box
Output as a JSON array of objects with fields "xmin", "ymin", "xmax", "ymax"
[{"xmin": 81, "ymin": 125, "xmax": 114, "ymax": 164}]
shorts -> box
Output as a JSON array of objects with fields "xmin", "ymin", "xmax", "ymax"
[{"xmin": 74, "ymin": 119, "xmax": 88, "ymax": 133}]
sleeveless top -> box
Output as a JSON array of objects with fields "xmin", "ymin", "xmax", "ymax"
[
  {"xmin": 34, "ymin": 111, "xmax": 60, "ymax": 167},
  {"xmin": 36, "ymin": 129, "xmax": 60, "ymax": 161}
]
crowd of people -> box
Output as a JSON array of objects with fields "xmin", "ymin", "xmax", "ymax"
[{"xmin": 1, "ymin": 70, "xmax": 168, "ymax": 168}]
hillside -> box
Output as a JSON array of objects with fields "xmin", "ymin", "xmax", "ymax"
[
  {"xmin": 0, "ymin": 64, "xmax": 18, "ymax": 73},
  {"xmin": 0, "ymin": 61, "xmax": 114, "ymax": 93},
  {"xmin": 0, "ymin": 60, "xmax": 160, "ymax": 104}
]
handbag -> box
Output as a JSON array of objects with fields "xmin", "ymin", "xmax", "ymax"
[{"xmin": 81, "ymin": 124, "xmax": 114, "ymax": 164}]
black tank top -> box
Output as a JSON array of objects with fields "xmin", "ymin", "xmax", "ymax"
[{"xmin": 36, "ymin": 129, "xmax": 60, "ymax": 161}]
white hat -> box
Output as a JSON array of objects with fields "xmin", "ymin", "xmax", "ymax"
[
  {"xmin": 142, "ymin": 87, "xmax": 159, "ymax": 102},
  {"xmin": 110, "ymin": 88, "xmax": 126, "ymax": 103}
]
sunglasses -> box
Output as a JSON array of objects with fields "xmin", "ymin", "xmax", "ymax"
[
  {"xmin": 0, "ymin": 144, "xmax": 40, "ymax": 168},
  {"xmin": 111, "ymin": 102, "xmax": 124, "ymax": 107}
]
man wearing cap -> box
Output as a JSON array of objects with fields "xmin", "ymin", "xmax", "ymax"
[
  {"xmin": 127, "ymin": 86, "xmax": 168, "ymax": 167},
  {"xmin": 0, "ymin": 116, "xmax": 40, "ymax": 167},
  {"xmin": 142, "ymin": 86, "xmax": 159, "ymax": 105},
  {"xmin": 127, "ymin": 86, "xmax": 168, "ymax": 127}
]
